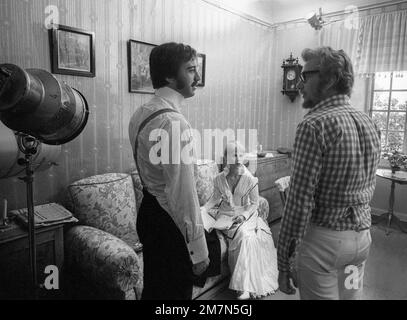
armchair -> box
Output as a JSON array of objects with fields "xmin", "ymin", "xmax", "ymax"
[{"xmin": 64, "ymin": 160, "xmax": 270, "ymax": 300}]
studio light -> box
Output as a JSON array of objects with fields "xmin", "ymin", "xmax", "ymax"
[
  {"xmin": 0, "ymin": 63, "xmax": 89, "ymax": 298},
  {"xmin": 0, "ymin": 64, "xmax": 89, "ymax": 145},
  {"xmin": 0, "ymin": 121, "xmax": 60, "ymax": 179}
]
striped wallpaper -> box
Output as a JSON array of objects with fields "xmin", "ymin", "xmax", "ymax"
[{"xmin": 0, "ymin": 0, "xmax": 308, "ymax": 210}]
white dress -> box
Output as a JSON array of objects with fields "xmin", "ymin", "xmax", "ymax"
[{"xmin": 205, "ymin": 167, "xmax": 279, "ymax": 297}]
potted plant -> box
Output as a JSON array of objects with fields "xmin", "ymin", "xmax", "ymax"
[{"xmin": 382, "ymin": 149, "xmax": 407, "ymax": 173}]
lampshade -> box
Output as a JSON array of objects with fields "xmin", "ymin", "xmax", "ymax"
[
  {"xmin": 0, "ymin": 63, "xmax": 89, "ymax": 145},
  {"xmin": 0, "ymin": 121, "xmax": 61, "ymax": 179}
]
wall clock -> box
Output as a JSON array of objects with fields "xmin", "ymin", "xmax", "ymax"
[{"xmin": 281, "ymin": 53, "xmax": 302, "ymax": 102}]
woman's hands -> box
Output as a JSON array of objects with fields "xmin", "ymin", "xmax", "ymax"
[{"xmin": 232, "ymin": 215, "xmax": 245, "ymax": 225}]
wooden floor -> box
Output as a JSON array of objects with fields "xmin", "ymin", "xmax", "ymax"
[{"xmin": 211, "ymin": 217, "xmax": 407, "ymax": 300}]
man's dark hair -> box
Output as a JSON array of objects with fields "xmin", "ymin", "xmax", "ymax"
[{"xmin": 150, "ymin": 42, "xmax": 197, "ymax": 89}]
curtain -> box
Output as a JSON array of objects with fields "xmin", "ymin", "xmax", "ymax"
[
  {"xmin": 320, "ymin": 9, "xmax": 407, "ymax": 75},
  {"xmin": 319, "ymin": 19, "xmax": 361, "ymax": 66}
]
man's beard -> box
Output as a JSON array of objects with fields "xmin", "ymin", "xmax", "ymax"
[
  {"xmin": 176, "ymin": 77, "xmax": 187, "ymax": 90},
  {"xmin": 302, "ymin": 98, "xmax": 315, "ymax": 109},
  {"xmin": 302, "ymin": 87, "xmax": 324, "ymax": 109}
]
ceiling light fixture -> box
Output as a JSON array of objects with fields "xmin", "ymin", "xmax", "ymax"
[{"xmin": 307, "ymin": 8, "xmax": 324, "ymax": 30}]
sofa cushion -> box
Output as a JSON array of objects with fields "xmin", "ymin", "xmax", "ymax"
[{"xmin": 68, "ymin": 173, "xmax": 139, "ymax": 248}]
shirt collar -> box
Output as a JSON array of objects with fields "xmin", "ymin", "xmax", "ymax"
[
  {"xmin": 306, "ymin": 94, "xmax": 350, "ymax": 116},
  {"xmin": 155, "ymin": 87, "xmax": 185, "ymax": 111}
]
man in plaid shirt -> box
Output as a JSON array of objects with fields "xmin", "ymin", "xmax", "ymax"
[{"xmin": 277, "ymin": 47, "xmax": 381, "ymax": 299}]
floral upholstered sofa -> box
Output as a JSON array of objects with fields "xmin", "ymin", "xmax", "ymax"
[{"xmin": 64, "ymin": 160, "xmax": 270, "ymax": 300}]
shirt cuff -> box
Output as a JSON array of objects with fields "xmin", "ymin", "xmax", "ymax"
[{"xmin": 186, "ymin": 234, "xmax": 209, "ymax": 265}]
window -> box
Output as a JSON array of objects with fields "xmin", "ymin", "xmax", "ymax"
[{"xmin": 370, "ymin": 71, "xmax": 407, "ymax": 153}]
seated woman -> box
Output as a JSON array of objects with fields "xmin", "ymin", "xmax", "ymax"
[{"xmin": 201, "ymin": 141, "xmax": 279, "ymax": 299}]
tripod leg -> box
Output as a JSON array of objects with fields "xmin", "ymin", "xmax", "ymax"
[
  {"xmin": 385, "ymin": 181, "xmax": 396, "ymax": 236},
  {"xmin": 385, "ymin": 212, "xmax": 392, "ymax": 235}
]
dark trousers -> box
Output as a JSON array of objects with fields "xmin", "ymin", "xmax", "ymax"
[{"xmin": 137, "ymin": 189, "xmax": 193, "ymax": 300}]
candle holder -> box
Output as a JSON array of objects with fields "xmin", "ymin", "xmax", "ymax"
[
  {"xmin": 1, "ymin": 199, "xmax": 9, "ymax": 229},
  {"xmin": 0, "ymin": 216, "xmax": 11, "ymax": 229}
]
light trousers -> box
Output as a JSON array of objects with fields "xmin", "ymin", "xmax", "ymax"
[{"xmin": 296, "ymin": 224, "xmax": 372, "ymax": 300}]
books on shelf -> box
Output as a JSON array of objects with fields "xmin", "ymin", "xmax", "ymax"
[{"xmin": 10, "ymin": 203, "xmax": 78, "ymax": 228}]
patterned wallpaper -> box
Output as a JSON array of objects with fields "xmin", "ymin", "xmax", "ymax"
[{"xmin": 0, "ymin": 0, "xmax": 307, "ymax": 210}]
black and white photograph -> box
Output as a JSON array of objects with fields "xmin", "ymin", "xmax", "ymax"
[
  {"xmin": 128, "ymin": 40, "xmax": 157, "ymax": 93},
  {"xmin": 1, "ymin": 0, "xmax": 407, "ymax": 309},
  {"xmin": 49, "ymin": 24, "xmax": 95, "ymax": 77},
  {"xmin": 197, "ymin": 53, "xmax": 206, "ymax": 87}
]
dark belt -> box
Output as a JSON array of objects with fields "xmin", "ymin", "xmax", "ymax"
[{"xmin": 355, "ymin": 226, "xmax": 370, "ymax": 232}]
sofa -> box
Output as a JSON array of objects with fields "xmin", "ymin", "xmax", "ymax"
[{"xmin": 63, "ymin": 159, "xmax": 270, "ymax": 300}]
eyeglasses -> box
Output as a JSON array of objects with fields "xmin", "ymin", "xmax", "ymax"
[{"xmin": 299, "ymin": 70, "xmax": 320, "ymax": 83}]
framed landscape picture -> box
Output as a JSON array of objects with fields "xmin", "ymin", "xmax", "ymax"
[
  {"xmin": 49, "ymin": 24, "xmax": 95, "ymax": 77},
  {"xmin": 197, "ymin": 53, "xmax": 206, "ymax": 87},
  {"xmin": 128, "ymin": 40, "xmax": 157, "ymax": 93}
]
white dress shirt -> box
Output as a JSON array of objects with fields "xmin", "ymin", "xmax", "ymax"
[{"xmin": 129, "ymin": 87, "xmax": 208, "ymax": 264}]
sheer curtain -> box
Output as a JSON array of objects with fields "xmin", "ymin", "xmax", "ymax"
[
  {"xmin": 319, "ymin": 19, "xmax": 361, "ymax": 67},
  {"xmin": 319, "ymin": 18, "xmax": 368, "ymax": 112},
  {"xmin": 320, "ymin": 9, "xmax": 407, "ymax": 75},
  {"xmin": 320, "ymin": 9, "xmax": 407, "ymax": 112}
]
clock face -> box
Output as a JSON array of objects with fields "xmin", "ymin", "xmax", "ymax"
[{"xmin": 287, "ymin": 69, "xmax": 296, "ymax": 81}]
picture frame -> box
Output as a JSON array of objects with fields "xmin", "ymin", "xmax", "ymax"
[
  {"xmin": 128, "ymin": 39, "xmax": 157, "ymax": 94},
  {"xmin": 197, "ymin": 53, "xmax": 206, "ymax": 87},
  {"xmin": 49, "ymin": 24, "xmax": 95, "ymax": 77}
]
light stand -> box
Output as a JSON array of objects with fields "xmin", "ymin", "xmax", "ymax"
[
  {"xmin": 16, "ymin": 134, "xmax": 41, "ymax": 299},
  {"xmin": 0, "ymin": 63, "xmax": 89, "ymax": 299}
]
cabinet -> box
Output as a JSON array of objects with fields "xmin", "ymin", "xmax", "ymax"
[
  {"xmin": 253, "ymin": 152, "xmax": 291, "ymax": 224},
  {"xmin": 0, "ymin": 221, "xmax": 64, "ymax": 299}
]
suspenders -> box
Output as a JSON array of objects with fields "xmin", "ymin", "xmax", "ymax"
[{"xmin": 133, "ymin": 108, "xmax": 180, "ymax": 187}]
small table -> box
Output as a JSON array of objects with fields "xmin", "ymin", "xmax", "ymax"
[
  {"xmin": 373, "ymin": 169, "xmax": 407, "ymax": 235},
  {"xmin": 0, "ymin": 220, "xmax": 64, "ymax": 299}
]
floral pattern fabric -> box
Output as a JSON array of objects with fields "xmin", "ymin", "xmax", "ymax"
[
  {"xmin": 64, "ymin": 160, "xmax": 269, "ymax": 299},
  {"xmin": 195, "ymin": 159, "xmax": 220, "ymax": 206},
  {"xmin": 258, "ymin": 197, "xmax": 269, "ymax": 223},
  {"xmin": 67, "ymin": 173, "xmax": 139, "ymax": 248},
  {"xmin": 65, "ymin": 225, "xmax": 143, "ymax": 299}
]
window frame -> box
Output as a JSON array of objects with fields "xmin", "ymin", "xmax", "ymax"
[{"xmin": 369, "ymin": 71, "xmax": 407, "ymax": 153}]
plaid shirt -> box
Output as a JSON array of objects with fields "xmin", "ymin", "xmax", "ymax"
[{"xmin": 277, "ymin": 94, "xmax": 381, "ymax": 272}]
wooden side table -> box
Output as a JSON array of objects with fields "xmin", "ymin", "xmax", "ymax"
[
  {"xmin": 252, "ymin": 152, "xmax": 291, "ymax": 225},
  {"xmin": 0, "ymin": 220, "xmax": 64, "ymax": 299},
  {"xmin": 373, "ymin": 169, "xmax": 407, "ymax": 235}
]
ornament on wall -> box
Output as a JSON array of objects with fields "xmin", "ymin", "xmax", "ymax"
[{"xmin": 281, "ymin": 53, "xmax": 302, "ymax": 102}]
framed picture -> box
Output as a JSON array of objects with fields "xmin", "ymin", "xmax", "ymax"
[
  {"xmin": 128, "ymin": 40, "xmax": 157, "ymax": 94},
  {"xmin": 197, "ymin": 53, "xmax": 206, "ymax": 87},
  {"xmin": 49, "ymin": 24, "xmax": 95, "ymax": 77}
]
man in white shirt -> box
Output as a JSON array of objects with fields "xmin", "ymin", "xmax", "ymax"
[{"xmin": 129, "ymin": 42, "xmax": 209, "ymax": 299}]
